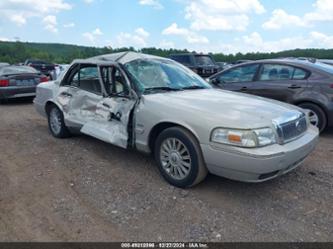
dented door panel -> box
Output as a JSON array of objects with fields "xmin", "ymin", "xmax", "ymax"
[
  {"xmin": 56, "ymin": 86, "xmax": 103, "ymax": 127},
  {"xmin": 80, "ymin": 97, "xmax": 136, "ymax": 149}
]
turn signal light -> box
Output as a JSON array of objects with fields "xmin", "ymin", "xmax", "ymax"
[{"xmin": 0, "ymin": 79, "xmax": 9, "ymax": 87}]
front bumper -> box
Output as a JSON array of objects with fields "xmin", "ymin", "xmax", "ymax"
[
  {"xmin": 0, "ymin": 86, "xmax": 36, "ymax": 100},
  {"xmin": 201, "ymin": 125, "xmax": 319, "ymax": 182}
]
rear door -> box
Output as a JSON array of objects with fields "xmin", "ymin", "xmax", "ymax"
[
  {"xmin": 213, "ymin": 64, "xmax": 259, "ymax": 93},
  {"xmin": 249, "ymin": 63, "xmax": 309, "ymax": 102},
  {"xmin": 57, "ymin": 64, "xmax": 104, "ymax": 127},
  {"xmin": 80, "ymin": 64, "xmax": 137, "ymax": 149}
]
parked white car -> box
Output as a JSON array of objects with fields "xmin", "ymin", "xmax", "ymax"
[{"xmin": 34, "ymin": 52, "xmax": 319, "ymax": 188}]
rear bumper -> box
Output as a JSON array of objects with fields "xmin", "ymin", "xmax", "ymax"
[
  {"xmin": 201, "ymin": 125, "xmax": 319, "ymax": 182},
  {"xmin": 0, "ymin": 86, "xmax": 36, "ymax": 100}
]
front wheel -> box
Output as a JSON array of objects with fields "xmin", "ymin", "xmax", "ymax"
[
  {"xmin": 154, "ymin": 127, "xmax": 208, "ymax": 188},
  {"xmin": 47, "ymin": 105, "xmax": 71, "ymax": 138},
  {"xmin": 298, "ymin": 103, "xmax": 327, "ymax": 132}
]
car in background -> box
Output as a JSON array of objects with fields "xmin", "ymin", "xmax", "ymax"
[
  {"xmin": 34, "ymin": 52, "xmax": 318, "ymax": 188},
  {"xmin": 216, "ymin": 62, "xmax": 231, "ymax": 71},
  {"xmin": 169, "ymin": 53, "xmax": 220, "ymax": 78},
  {"xmin": 319, "ymin": 59, "xmax": 333, "ymax": 66},
  {"xmin": 0, "ymin": 65, "xmax": 48, "ymax": 102},
  {"xmin": 54, "ymin": 64, "xmax": 70, "ymax": 79},
  {"xmin": 208, "ymin": 59, "xmax": 333, "ymax": 132},
  {"xmin": 232, "ymin": 60, "xmax": 253, "ymax": 65},
  {"xmin": 0, "ymin": 62, "xmax": 10, "ymax": 68},
  {"xmin": 24, "ymin": 59, "xmax": 56, "ymax": 80}
]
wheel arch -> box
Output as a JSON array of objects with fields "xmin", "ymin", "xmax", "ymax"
[
  {"xmin": 293, "ymin": 99, "xmax": 328, "ymax": 119},
  {"xmin": 45, "ymin": 100, "xmax": 62, "ymax": 114},
  {"xmin": 148, "ymin": 121, "xmax": 201, "ymax": 153}
]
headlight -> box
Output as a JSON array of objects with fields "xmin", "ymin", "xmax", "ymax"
[{"xmin": 211, "ymin": 128, "xmax": 276, "ymax": 148}]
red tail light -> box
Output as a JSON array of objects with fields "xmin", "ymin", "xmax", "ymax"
[
  {"xmin": 39, "ymin": 76, "xmax": 49, "ymax": 83},
  {"xmin": 0, "ymin": 79, "xmax": 9, "ymax": 87},
  {"xmin": 330, "ymin": 84, "xmax": 333, "ymax": 88}
]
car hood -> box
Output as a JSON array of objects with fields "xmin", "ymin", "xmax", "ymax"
[{"xmin": 142, "ymin": 89, "xmax": 303, "ymax": 129}]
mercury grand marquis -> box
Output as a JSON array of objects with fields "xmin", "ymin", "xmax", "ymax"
[{"xmin": 34, "ymin": 52, "xmax": 319, "ymax": 188}]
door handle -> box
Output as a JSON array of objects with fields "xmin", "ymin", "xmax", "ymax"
[
  {"xmin": 288, "ymin": 85, "xmax": 301, "ymax": 89},
  {"xmin": 102, "ymin": 103, "xmax": 111, "ymax": 108}
]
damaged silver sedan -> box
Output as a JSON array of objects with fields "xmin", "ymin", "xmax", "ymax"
[{"xmin": 34, "ymin": 52, "xmax": 319, "ymax": 188}]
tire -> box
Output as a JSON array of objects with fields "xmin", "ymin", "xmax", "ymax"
[
  {"xmin": 47, "ymin": 105, "xmax": 71, "ymax": 138},
  {"xmin": 298, "ymin": 102, "xmax": 327, "ymax": 132},
  {"xmin": 154, "ymin": 127, "xmax": 208, "ymax": 188}
]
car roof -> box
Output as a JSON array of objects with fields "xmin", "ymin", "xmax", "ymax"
[
  {"xmin": 233, "ymin": 58, "xmax": 321, "ymax": 67},
  {"xmin": 170, "ymin": 53, "xmax": 211, "ymax": 57},
  {"xmin": 72, "ymin": 51, "xmax": 172, "ymax": 65}
]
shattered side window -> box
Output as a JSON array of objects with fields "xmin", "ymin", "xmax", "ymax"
[{"xmin": 100, "ymin": 66, "xmax": 129, "ymax": 96}]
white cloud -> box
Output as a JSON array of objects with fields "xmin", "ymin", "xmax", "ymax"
[
  {"xmin": 115, "ymin": 28, "xmax": 150, "ymax": 48},
  {"xmin": 262, "ymin": 9, "xmax": 307, "ymax": 30},
  {"xmin": 10, "ymin": 14, "xmax": 26, "ymax": 26},
  {"xmin": 162, "ymin": 23, "xmax": 209, "ymax": 44},
  {"xmin": 184, "ymin": 0, "xmax": 265, "ymax": 31},
  {"xmin": 83, "ymin": 28, "xmax": 103, "ymax": 44},
  {"xmin": 159, "ymin": 40, "xmax": 175, "ymax": 49},
  {"xmin": 310, "ymin": 31, "xmax": 333, "ymax": 47},
  {"xmin": 210, "ymin": 31, "xmax": 333, "ymax": 54},
  {"xmin": 83, "ymin": 0, "xmax": 94, "ymax": 4},
  {"xmin": 304, "ymin": 0, "xmax": 333, "ymax": 23},
  {"xmin": 135, "ymin": 27, "xmax": 150, "ymax": 38},
  {"xmin": 63, "ymin": 22, "xmax": 75, "ymax": 28},
  {"xmin": 0, "ymin": 0, "xmax": 71, "ymax": 26},
  {"xmin": 139, "ymin": 0, "xmax": 163, "ymax": 9},
  {"xmin": 43, "ymin": 15, "xmax": 58, "ymax": 33},
  {"xmin": 263, "ymin": 0, "xmax": 333, "ymax": 30},
  {"xmin": 0, "ymin": 37, "xmax": 12, "ymax": 42}
]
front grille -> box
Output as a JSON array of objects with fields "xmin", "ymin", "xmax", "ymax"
[{"xmin": 276, "ymin": 114, "xmax": 307, "ymax": 143}]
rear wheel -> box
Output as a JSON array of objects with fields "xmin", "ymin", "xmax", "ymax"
[
  {"xmin": 47, "ymin": 105, "xmax": 71, "ymax": 138},
  {"xmin": 154, "ymin": 127, "xmax": 208, "ymax": 188},
  {"xmin": 298, "ymin": 102, "xmax": 327, "ymax": 132}
]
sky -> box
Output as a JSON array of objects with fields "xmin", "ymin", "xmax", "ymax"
[{"xmin": 0, "ymin": 0, "xmax": 333, "ymax": 54}]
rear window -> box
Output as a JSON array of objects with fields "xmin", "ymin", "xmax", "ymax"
[
  {"xmin": 27, "ymin": 60, "xmax": 52, "ymax": 65},
  {"xmin": 0, "ymin": 66, "xmax": 38, "ymax": 75},
  {"xmin": 171, "ymin": 55, "xmax": 192, "ymax": 65},
  {"xmin": 195, "ymin": 55, "xmax": 214, "ymax": 66},
  {"xmin": 259, "ymin": 64, "xmax": 309, "ymax": 81},
  {"xmin": 311, "ymin": 62, "xmax": 333, "ymax": 74}
]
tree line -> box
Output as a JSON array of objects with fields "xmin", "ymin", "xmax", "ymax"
[{"xmin": 1, "ymin": 41, "xmax": 333, "ymax": 64}]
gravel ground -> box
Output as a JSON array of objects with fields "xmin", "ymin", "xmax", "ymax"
[{"xmin": 0, "ymin": 99, "xmax": 332, "ymax": 242}]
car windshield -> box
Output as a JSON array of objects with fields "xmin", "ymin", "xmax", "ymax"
[
  {"xmin": 0, "ymin": 66, "xmax": 38, "ymax": 75},
  {"xmin": 124, "ymin": 59, "xmax": 211, "ymax": 94},
  {"xmin": 195, "ymin": 55, "xmax": 214, "ymax": 66}
]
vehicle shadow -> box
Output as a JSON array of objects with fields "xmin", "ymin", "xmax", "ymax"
[
  {"xmin": 321, "ymin": 128, "xmax": 333, "ymax": 138},
  {"xmin": 0, "ymin": 97, "xmax": 34, "ymax": 106}
]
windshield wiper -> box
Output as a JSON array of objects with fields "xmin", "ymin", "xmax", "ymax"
[
  {"xmin": 180, "ymin": 85, "xmax": 206, "ymax": 90},
  {"xmin": 143, "ymin": 87, "xmax": 182, "ymax": 94}
]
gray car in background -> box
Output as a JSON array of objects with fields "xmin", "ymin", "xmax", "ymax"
[
  {"xmin": 34, "ymin": 52, "xmax": 318, "ymax": 188},
  {"xmin": 0, "ymin": 65, "xmax": 49, "ymax": 101},
  {"xmin": 209, "ymin": 59, "xmax": 333, "ymax": 132}
]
